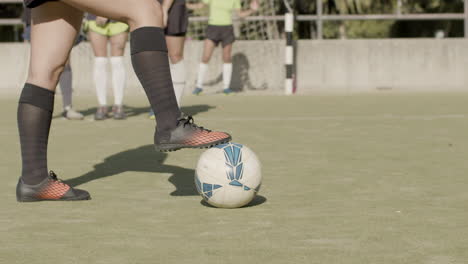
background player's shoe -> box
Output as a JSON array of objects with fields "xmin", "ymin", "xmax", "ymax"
[
  {"xmin": 192, "ymin": 87, "xmax": 203, "ymax": 95},
  {"xmin": 148, "ymin": 109, "xmax": 155, "ymax": 120},
  {"xmin": 94, "ymin": 106, "xmax": 109, "ymax": 120},
  {"xmin": 154, "ymin": 115, "xmax": 231, "ymax": 152},
  {"xmin": 223, "ymin": 88, "xmax": 234, "ymax": 95},
  {"xmin": 16, "ymin": 171, "xmax": 91, "ymax": 202},
  {"xmin": 112, "ymin": 105, "xmax": 126, "ymax": 120},
  {"xmin": 62, "ymin": 106, "xmax": 84, "ymax": 120}
]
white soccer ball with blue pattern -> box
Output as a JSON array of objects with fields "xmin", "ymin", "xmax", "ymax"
[{"xmin": 195, "ymin": 143, "xmax": 262, "ymax": 208}]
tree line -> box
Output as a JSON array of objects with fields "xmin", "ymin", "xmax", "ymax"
[{"xmin": 295, "ymin": 0, "xmax": 464, "ymax": 38}]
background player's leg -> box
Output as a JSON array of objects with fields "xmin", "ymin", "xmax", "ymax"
[
  {"xmin": 88, "ymin": 30, "xmax": 109, "ymax": 120},
  {"xmin": 59, "ymin": 61, "xmax": 72, "ymax": 108},
  {"xmin": 166, "ymin": 36, "xmax": 185, "ymax": 105},
  {"xmin": 58, "ymin": 60, "xmax": 84, "ymax": 120},
  {"xmin": 109, "ymin": 31, "xmax": 128, "ymax": 119},
  {"xmin": 18, "ymin": 2, "xmax": 83, "ymax": 186},
  {"xmin": 194, "ymin": 39, "xmax": 216, "ymax": 94},
  {"xmin": 222, "ymin": 44, "xmax": 233, "ymax": 94}
]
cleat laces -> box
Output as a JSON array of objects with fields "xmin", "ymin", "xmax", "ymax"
[
  {"xmin": 49, "ymin": 171, "xmax": 68, "ymax": 187},
  {"xmin": 178, "ymin": 116, "xmax": 212, "ymax": 132}
]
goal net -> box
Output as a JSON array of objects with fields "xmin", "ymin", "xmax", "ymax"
[{"xmin": 183, "ymin": 0, "xmax": 284, "ymax": 93}]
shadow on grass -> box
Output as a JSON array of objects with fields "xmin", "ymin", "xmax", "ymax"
[
  {"xmin": 54, "ymin": 104, "xmax": 216, "ymax": 119},
  {"xmin": 200, "ymin": 195, "xmax": 267, "ymax": 208},
  {"xmin": 66, "ymin": 145, "xmax": 198, "ymax": 196},
  {"xmin": 64, "ymin": 103, "xmax": 218, "ymax": 196}
]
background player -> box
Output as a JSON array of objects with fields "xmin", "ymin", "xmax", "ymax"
[
  {"xmin": 86, "ymin": 14, "xmax": 129, "ymax": 120},
  {"xmin": 149, "ymin": 0, "xmax": 188, "ymax": 120},
  {"xmin": 17, "ymin": 0, "xmax": 232, "ymax": 202},
  {"xmin": 188, "ymin": 0, "xmax": 259, "ymax": 95},
  {"xmin": 22, "ymin": 7, "xmax": 84, "ymax": 120}
]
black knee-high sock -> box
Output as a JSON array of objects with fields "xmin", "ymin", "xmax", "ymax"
[
  {"xmin": 130, "ymin": 27, "xmax": 181, "ymax": 134},
  {"xmin": 17, "ymin": 84, "xmax": 54, "ymax": 185}
]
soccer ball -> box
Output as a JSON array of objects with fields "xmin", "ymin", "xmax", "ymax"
[{"xmin": 195, "ymin": 143, "xmax": 262, "ymax": 208}]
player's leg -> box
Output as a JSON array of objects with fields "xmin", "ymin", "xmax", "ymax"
[
  {"xmin": 88, "ymin": 29, "xmax": 110, "ymax": 120},
  {"xmin": 167, "ymin": 35, "xmax": 186, "ymax": 106},
  {"xmin": 63, "ymin": 0, "xmax": 231, "ymax": 151},
  {"xmin": 59, "ymin": 60, "xmax": 84, "ymax": 120},
  {"xmin": 193, "ymin": 39, "xmax": 216, "ymax": 95},
  {"xmin": 222, "ymin": 43, "xmax": 233, "ymax": 94},
  {"xmin": 109, "ymin": 29, "xmax": 129, "ymax": 119},
  {"xmin": 150, "ymin": 0, "xmax": 188, "ymax": 118},
  {"xmin": 220, "ymin": 25, "xmax": 236, "ymax": 94},
  {"xmin": 17, "ymin": 2, "xmax": 90, "ymax": 202}
]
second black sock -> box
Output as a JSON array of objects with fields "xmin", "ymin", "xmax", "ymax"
[{"xmin": 130, "ymin": 27, "xmax": 181, "ymax": 134}]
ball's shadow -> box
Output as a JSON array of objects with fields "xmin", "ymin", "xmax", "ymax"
[{"xmin": 200, "ymin": 195, "xmax": 267, "ymax": 208}]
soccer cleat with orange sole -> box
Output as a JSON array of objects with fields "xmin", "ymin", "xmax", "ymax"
[
  {"xmin": 155, "ymin": 115, "xmax": 232, "ymax": 152},
  {"xmin": 16, "ymin": 171, "xmax": 91, "ymax": 202}
]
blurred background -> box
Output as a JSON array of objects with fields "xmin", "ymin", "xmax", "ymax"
[{"xmin": 0, "ymin": 0, "xmax": 466, "ymax": 41}]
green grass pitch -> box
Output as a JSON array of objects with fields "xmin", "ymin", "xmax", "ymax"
[{"xmin": 1, "ymin": 93, "xmax": 468, "ymax": 264}]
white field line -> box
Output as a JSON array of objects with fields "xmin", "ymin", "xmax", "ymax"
[
  {"xmin": 74, "ymin": 114, "xmax": 467, "ymax": 122},
  {"xmin": 195, "ymin": 114, "xmax": 467, "ymax": 121}
]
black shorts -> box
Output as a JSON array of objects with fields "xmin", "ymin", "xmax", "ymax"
[
  {"xmin": 159, "ymin": 0, "xmax": 188, "ymax": 36},
  {"xmin": 205, "ymin": 25, "xmax": 235, "ymax": 47},
  {"xmin": 24, "ymin": 0, "xmax": 57, "ymax": 8}
]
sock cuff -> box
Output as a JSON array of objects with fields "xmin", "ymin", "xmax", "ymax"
[
  {"xmin": 110, "ymin": 56, "xmax": 124, "ymax": 62},
  {"xmin": 130, "ymin": 27, "xmax": 167, "ymax": 55},
  {"xmin": 19, "ymin": 83, "xmax": 55, "ymax": 112},
  {"xmin": 95, "ymin": 57, "xmax": 108, "ymax": 64},
  {"xmin": 170, "ymin": 59, "xmax": 185, "ymax": 67}
]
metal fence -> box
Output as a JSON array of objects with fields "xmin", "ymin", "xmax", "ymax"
[{"xmin": 1, "ymin": 0, "xmax": 468, "ymax": 39}]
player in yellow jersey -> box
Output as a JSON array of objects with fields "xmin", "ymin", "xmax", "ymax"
[
  {"xmin": 85, "ymin": 14, "xmax": 129, "ymax": 120},
  {"xmin": 188, "ymin": 0, "xmax": 259, "ymax": 95}
]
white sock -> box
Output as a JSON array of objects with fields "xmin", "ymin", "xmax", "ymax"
[
  {"xmin": 170, "ymin": 60, "xmax": 186, "ymax": 106},
  {"xmin": 93, "ymin": 57, "xmax": 108, "ymax": 106},
  {"xmin": 110, "ymin": 56, "xmax": 126, "ymax": 106},
  {"xmin": 223, "ymin": 63, "xmax": 233, "ymax": 90},
  {"xmin": 196, "ymin": 63, "xmax": 208, "ymax": 89}
]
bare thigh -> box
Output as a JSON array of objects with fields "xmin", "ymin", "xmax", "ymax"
[
  {"xmin": 110, "ymin": 32, "xmax": 128, "ymax": 57},
  {"xmin": 88, "ymin": 31, "xmax": 109, "ymax": 57},
  {"xmin": 28, "ymin": 2, "xmax": 83, "ymax": 91},
  {"xmin": 166, "ymin": 35, "xmax": 185, "ymax": 64},
  {"xmin": 62, "ymin": 0, "xmax": 163, "ymax": 30}
]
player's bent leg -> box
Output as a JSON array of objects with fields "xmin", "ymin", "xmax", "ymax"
[
  {"xmin": 62, "ymin": 0, "xmax": 163, "ymax": 30},
  {"xmin": 64, "ymin": 0, "xmax": 232, "ymax": 151},
  {"xmin": 18, "ymin": 2, "xmax": 90, "ymax": 202}
]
